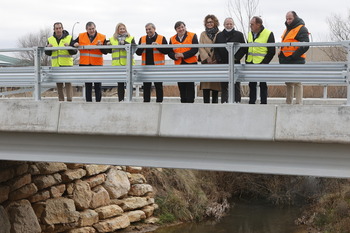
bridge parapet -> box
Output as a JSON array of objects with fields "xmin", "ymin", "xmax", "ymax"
[
  {"xmin": 1, "ymin": 100, "xmax": 350, "ymax": 178},
  {"xmin": 1, "ymin": 100, "xmax": 350, "ymax": 144}
]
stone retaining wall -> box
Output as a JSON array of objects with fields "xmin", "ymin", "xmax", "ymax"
[{"xmin": 0, "ymin": 161, "xmax": 158, "ymax": 233}]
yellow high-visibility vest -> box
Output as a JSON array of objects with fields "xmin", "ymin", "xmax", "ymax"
[
  {"xmin": 109, "ymin": 36, "xmax": 135, "ymax": 66},
  {"xmin": 48, "ymin": 35, "xmax": 73, "ymax": 67},
  {"xmin": 246, "ymin": 29, "xmax": 271, "ymax": 64}
]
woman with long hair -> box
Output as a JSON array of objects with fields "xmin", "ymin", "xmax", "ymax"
[
  {"xmin": 107, "ymin": 23, "xmax": 135, "ymax": 101},
  {"xmin": 199, "ymin": 14, "xmax": 221, "ymax": 103}
]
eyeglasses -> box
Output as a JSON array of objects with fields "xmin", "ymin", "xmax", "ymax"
[{"xmin": 206, "ymin": 21, "xmax": 214, "ymax": 24}]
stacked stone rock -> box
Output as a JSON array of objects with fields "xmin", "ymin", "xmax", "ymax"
[{"xmin": 0, "ymin": 161, "xmax": 158, "ymax": 233}]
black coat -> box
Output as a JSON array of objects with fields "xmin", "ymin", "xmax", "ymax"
[
  {"xmin": 279, "ymin": 17, "xmax": 309, "ymax": 64},
  {"xmin": 214, "ymin": 29, "xmax": 247, "ymax": 64}
]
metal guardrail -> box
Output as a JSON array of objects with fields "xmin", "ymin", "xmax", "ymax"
[
  {"xmin": 0, "ymin": 41, "xmax": 350, "ymax": 104},
  {"xmin": 236, "ymin": 63, "xmax": 348, "ymax": 83},
  {"xmin": 42, "ymin": 66, "xmax": 128, "ymax": 83},
  {"xmin": 134, "ymin": 64, "xmax": 229, "ymax": 83},
  {"xmin": 0, "ymin": 67, "xmax": 36, "ymax": 86}
]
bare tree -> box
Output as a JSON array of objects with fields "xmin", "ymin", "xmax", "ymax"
[
  {"xmin": 17, "ymin": 28, "xmax": 51, "ymax": 66},
  {"xmin": 323, "ymin": 10, "xmax": 350, "ymax": 61},
  {"xmin": 227, "ymin": 0, "xmax": 260, "ymax": 40}
]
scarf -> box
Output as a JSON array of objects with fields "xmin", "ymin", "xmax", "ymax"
[
  {"xmin": 117, "ymin": 33, "xmax": 128, "ymax": 44},
  {"xmin": 205, "ymin": 27, "xmax": 219, "ymax": 41}
]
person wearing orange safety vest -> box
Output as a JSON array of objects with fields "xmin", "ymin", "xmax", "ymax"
[
  {"xmin": 168, "ymin": 21, "xmax": 198, "ymax": 103},
  {"xmin": 107, "ymin": 23, "xmax": 136, "ymax": 102},
  {"xmin": 45, "ymin": 22, "xmax": 77, "ymax": 102},
  {"xmin": 136, "ymin": 23, "xmax": 170, "ymax": 103},
  {"xmin": 279, "ymin": 11, "xmax": 309, "ymax": 105},
  {"xmin": 72, "ymin": 21, "xmax": 107, "ymax": 102}
]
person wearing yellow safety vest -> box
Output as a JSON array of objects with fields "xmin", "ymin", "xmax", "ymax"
[
  {"xmin": 45, "ymin": 22, "xmax": 77, "ymax": 101},
  {"xmin": 72, "ymin": 22, "xmax": 107, "ymax": 102},
  {"xmin": 168, "ymin": 21, "xmax": 199, "ymax": 103},
  {"xmin": 246, "ymin": 16, "xmax": 276, "ymax": 104},
  {"xmin": 135, "ymin": 23, "xmax": 170, "ymax": 103},
  {"xmin": 279, "ymin": 11, "xmax": 309, "ymax": 104},
  {"xmin": 107, "ymin": 23, "xmax": 136, "ymax": 102}
]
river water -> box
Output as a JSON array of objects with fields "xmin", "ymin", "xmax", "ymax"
[{"xmin": 151, "ymin": 201, "xmax": 306, "ymax": 233}]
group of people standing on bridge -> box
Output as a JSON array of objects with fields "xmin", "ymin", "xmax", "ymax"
[{"xmin": 46, "ymin": 10, "xmax": 309, "ymax": 104}]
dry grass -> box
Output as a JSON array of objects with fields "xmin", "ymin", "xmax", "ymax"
[
  {"xmin": 268, "ymin": 85, "xmax": 347, "ymax": 98},
  {"xmin": 296, "ymin": 179, "xmax": 350, "ymax": 233},
  {"xmin": 163, "ymin": 86, "xmax": 180, "ymax": 97},
  {"xmin": 143, "ymin": 168, "xmax": 333, "ymax": 224},
  {"xmin": 143, "ymin": 168, "xmax": 232, "ymax": 222},
  {"xmin": 1, "ymin": 85, "xmax": 347, "ymax": 99},
  {"xmin": 159, "ymin": 85, "xmax": 347, "ymax": 99}
]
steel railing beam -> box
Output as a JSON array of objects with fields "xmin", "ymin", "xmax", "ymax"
[{"xmin": 1, "ymin": 41, "xmax": 350, "ymax": 102}]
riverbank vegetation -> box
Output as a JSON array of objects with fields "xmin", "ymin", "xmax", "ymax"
[
  {"xmin": 143, "ymin": 168, "xmax": 350, "ymax": 232},
  {"xmin": 143, "ymin": 169, "xmax": 231, "ymax": 223},
  {"xmin": 296, "ymin": 179, "xmax": 350, "ymax": 232}
]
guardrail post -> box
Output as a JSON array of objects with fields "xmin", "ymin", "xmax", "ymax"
[
  {"xmin": 323, "ymin": 85, "xmax": 328, "ymax": 99},
  {"xmin": 227, "ymin": 43, "xmax": 235, "ymax": 104},
  {"xmin": 346, "ymin": 42, "xmax": 350, "ymax": 106},
  {"xmin": 125, "ymin": 44, "xmax": 134, "ymax": 102},
  {"xmin": 33, "ymin": 47, "xmax": 44, "ymax": 101}
]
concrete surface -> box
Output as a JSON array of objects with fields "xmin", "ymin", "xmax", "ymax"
[
  {"xmin": 159, "ymin": 104, "xmax": 276, "ymax": 140},
  {"xmin": 1, "ymin": 100, "xmax": 350, "ymax": 178},
  {"xmin": 58, "ymin": 102, "xmax": 161, "ymax": 136},
  {"xmin": 0, "ymin": 99, "xmax": 350, "ymax": 143},
  {"xmin": 0, "ymin": 100, "xmax": 60, "ymax": 132}
]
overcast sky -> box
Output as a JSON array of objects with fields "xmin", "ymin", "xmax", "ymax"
[{"xmin": 1, "ymin": 0, "xmax": 349, "ymax": 50}]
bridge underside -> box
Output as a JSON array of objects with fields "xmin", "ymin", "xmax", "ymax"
[{"xmin": 1, "ymin": 131, "xmax": 349, "ymax": 178}]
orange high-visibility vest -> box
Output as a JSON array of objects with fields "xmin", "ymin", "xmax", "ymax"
[
  {"xmin": 141, "ymin": 35, "xmax": 165, "ymax": 65},
  {"xmin": 280, "ymin": 25, "xmax": 306, "ymax": 58},
  {"xmin": 170, "ymin": 32, "xmax": 198, "ymax": 65},
  {"xmin": 78, "ymin": 32, "xmax": 106, "ymax": 65}
]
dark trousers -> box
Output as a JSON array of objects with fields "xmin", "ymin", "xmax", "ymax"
[
  {"xmin": 118, "ymin": 82, "xmax": 125, "ymax": 102},
  {"xmin": 249, "ymin": 82, "xmax": 268, "ymax": 104},
  {"xmin": 178, "ymin": 82, "xmax": 195, "ymax": 103},
  {"xmin": 203, "ymin": 89, "xmax": 218, "ymax": 104},
  {"xmin": 221, "ymin": 82, "xmax": 241, "ymax": 103},
  {"xmin": 143, "ymin": 82, "xmax": 163, "ymax": 102},
  {"xmin": 85, "ymin": 82, "xmax": 102, "ymax": 102}
]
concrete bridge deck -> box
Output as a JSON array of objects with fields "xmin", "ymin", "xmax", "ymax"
[{"xmin": 0, "ymin": 99, "xmax": 350, "ymax": 178}]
